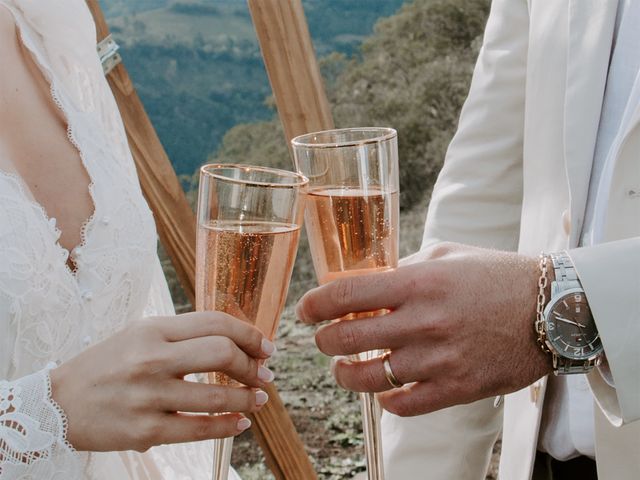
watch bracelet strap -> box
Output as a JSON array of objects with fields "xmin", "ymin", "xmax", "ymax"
[
  {"xmin": 554, "ymin": 354, "xmax": 601, "ymax": 375},
  {"xmin": 549, "ymin": 252, "xmax": 581, "ymax": 292},
  {"xmin": 547, "ymin": 252, "xmax": 600, "ymax": 375}
]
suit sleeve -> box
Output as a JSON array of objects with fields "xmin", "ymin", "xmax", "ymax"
[
  {"xmin": 569, "ymin": 237, "xmax": 640, "ymax": 426},
  {"xmin": 382, "ymin": 1, "xmax": 530, "ymax": 479},
  {"xmin": 421, "ymin": 0, "xmax": 528, "ymax": 252}
]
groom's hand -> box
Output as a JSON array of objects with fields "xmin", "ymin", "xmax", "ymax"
[{"xmin": 295, "ymin": 242, "xmax": 553, "ymax": 417}]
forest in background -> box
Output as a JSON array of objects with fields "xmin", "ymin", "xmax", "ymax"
[
  {"xmin": 208, "ymin": 0, "xmax": 489, "ymax": 209},
  {"xmin": 101, "ymin": 0, "xmax": 405, "ymax": 174}
]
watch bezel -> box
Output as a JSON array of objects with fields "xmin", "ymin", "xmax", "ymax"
[{"xmin": 543, "ymin": 287, "xmax": 603, "ymax": 361}]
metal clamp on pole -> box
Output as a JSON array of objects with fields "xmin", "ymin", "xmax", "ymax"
[{"xmin": 97, "ymin": 34, "xmax": 122, "ymax": 75}]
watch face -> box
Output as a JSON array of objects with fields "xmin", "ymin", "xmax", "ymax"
[{"xmin": 545, "ymin": 290, "xmax": 602, "ymax": 360}]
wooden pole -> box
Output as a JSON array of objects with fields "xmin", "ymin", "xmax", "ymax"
[
  {"xmin": 248, "ymin": 0, "xmax": 335, "ymax": 145},
  {"xmin": 247, "ymin": 2, "xmax": 341, "ymax": 479},
  {"xmin": 85, "ymin": 2, "xmax": 316, "ymax": 479}
]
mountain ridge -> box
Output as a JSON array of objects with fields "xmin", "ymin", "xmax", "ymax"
[{"xmin": 98, "ymin": 0, "xmax": 406, "ymax": 175}]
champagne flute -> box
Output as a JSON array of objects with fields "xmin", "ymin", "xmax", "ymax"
[
  {"xmin": 292, "ymin": 128, "xmax": 399, "ymax": 480},
  {"xmin": 195, "ymin": 164, "xmax": 308, "ymax": 480}
]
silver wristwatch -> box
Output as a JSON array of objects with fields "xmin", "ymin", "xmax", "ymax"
[{"xmin": 540, "ymin": 252, "xmax": 604, "ymax": 375}]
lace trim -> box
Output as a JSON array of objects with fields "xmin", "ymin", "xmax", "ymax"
[
  {"xmin": 0, "ymin": 170, "xmax": 74, "ymax": 268},
  {"xmin": 42, "ymin": 364, "xmax": 76, "ymax": 456},
  {"xmin": 0, "ymin": 369, "xmax": 81, "ymax": 479},
  {"xmin": 9, "ymin": 3, "xmax": 98, "ymax": 277},
  {"xmin": 47, "ymin": 81, "xmax": 98, "ymax": 276}
]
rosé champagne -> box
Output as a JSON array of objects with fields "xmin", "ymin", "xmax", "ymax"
[
  {"xmin": 305, "ymin": 187, "xmax": 399, "ymax": 285},
  {"xmin": 196, "ymin": 219, "xmax": 300, "ymax": 347},
  {"xmin": 195, "ymin": 221, "xmax": 300, "ymax": 478}
]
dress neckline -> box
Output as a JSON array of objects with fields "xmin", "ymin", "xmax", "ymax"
[{"xmin": 0, "ymin": 2, "xmax": 97, "ymax": 277}]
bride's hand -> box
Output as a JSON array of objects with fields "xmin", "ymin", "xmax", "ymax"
[{"xmin": 49, "ymin": 312, "xmax": 275, "ymax": 452}]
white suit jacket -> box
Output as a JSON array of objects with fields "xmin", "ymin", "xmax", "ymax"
[{"xmin": 382, "ymin": 1, "xmax": 640, "ymax": 479}]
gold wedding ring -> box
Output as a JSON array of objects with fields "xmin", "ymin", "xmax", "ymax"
[{"xmin": 381, "ymin": 351, "xmax": 403, "ymax": 389}]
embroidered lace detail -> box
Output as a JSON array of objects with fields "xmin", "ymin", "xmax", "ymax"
[
  {"xmin": 47, "ymin": 80, "xmax": 98, "ymax": 276},
  {"xmin": 0, "ymin": 369, "xmax": 81, "ymax": 479},
  {"xmin": 0, "ymin": 0, "xmax": 158, "ymax": 374},
  {"xmin": 0, "ymin": 1, "xmax": 227, "ymax": 478},
  {"xmin": 0, "ymin": 0, "xmax": 156, "ymax": 478}
]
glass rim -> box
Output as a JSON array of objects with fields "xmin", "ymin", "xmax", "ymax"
[
  {"xmin": 200, "ymin": 163, "xmax": 309, "ymax": 189},
  {"xmin": 291, "ymin": 127, "xmax": 397, "ymax": 149}
]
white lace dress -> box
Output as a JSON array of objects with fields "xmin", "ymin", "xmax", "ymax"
[{"xmin": 0, "ymin": 1, "xmax": 240, "ymax": 478}]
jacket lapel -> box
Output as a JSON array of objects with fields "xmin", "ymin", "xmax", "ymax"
[
  {"xmin": 563, "ymin": 0, "xmax": 617, "ymax": 247},
  {"xmin": 619, "ymin": 84, "xmax": 640, "ymax": 145}
]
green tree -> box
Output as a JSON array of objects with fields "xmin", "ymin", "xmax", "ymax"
[
  {"xmin": 210, "ymin": 0, "xmax": 490, "ymax": 210},
  {"xmin": 331, "ymin": 0, "xmax": 489, "ymax": 208}
]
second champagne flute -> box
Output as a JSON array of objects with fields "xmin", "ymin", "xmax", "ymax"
[
  {"xmin": 195, "ymin": 164, "xmax": 308, "ymax": 480},
  {"xmin": 292, "ymin": 127, "xmax": 399, "ymax": 480}
]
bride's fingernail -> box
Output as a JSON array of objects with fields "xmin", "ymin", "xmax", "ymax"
[
  {"xmin": 255, "ymin": 390, "xmax": 269, "ymax": 406},
  {"xmin": 261, "ymin": 338, "xmax": 276, "ymax": 356},
  {"xmin": 237, "ymin": 417, "xmax": 251, "ymax": 431},
  {"xmin": 258, "ymin": 366, "xmax": 275, "ymax": 383}
]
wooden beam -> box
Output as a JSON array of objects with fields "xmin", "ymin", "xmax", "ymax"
[
  {"xmin": 247, "ymin": 2, "xmax": 340, "ymax": 478},
  {"xmin": 248, "ymin": 0, "xmax": 335, "ymax": 145},
  {"xmin": 85, "ymin": 2, "xmax": 315, "ymax": 479}
]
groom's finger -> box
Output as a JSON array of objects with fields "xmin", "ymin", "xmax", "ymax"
[
  {"xmin": 330, "ymin": 355, "xmax": 397, "ymax": 393},
  {"xmin": 377, "ymin": 381, "xmax": 457, "ymax": 417},
  {"xmin": 296, "ymin": 269, "xmax": 408, "ymax": 324},
  {"xmin": 314, "ymin": 310, "xmax": 418, "ymax": 356},
  {"xmin": 330, "ymin": 347, "xmax": 434, "ymax": 393}
]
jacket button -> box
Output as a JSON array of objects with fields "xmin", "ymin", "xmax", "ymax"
[{"xmin": 562, "ymin": 210, "xmax": 571, "ymax": 236}]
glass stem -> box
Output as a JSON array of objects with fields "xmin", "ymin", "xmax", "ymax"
[
  {"xmin": 360, "ymin": 392, "xmax": 384, "ymax": 479},
  {"xmin": 356, "ymin": 350, "xmax": 385, "ymax": 480},
  {"xmin": 211, "ymin": 436, "xmax": 234, "ymax": 480}
]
